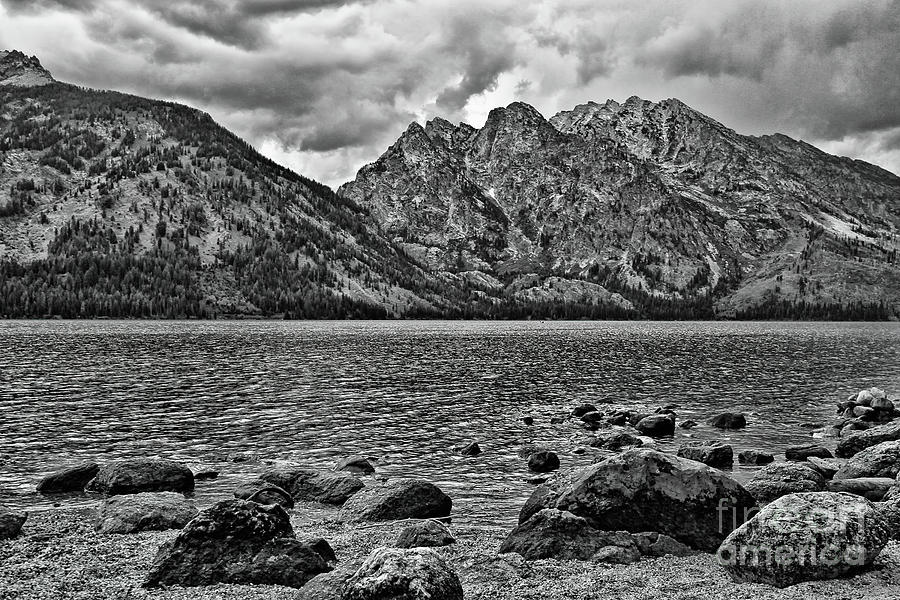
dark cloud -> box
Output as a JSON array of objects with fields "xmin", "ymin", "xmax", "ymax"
[{"xmin": 1, "ymin": 0, "xmax": 898, "ymax": 184}]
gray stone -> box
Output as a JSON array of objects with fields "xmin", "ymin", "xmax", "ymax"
[
  {"xmin": 784, "ymin": 444, "xmax": 832, "ymax": 461},
  {"xmin": 834, "ymin": 440, "xmax": 900, "ymax": 480},
  {"xmin": 0, "ymin": 508, "xmax": 26, "ymax": 540},
  {"xmin": 718, "ymin": 492, "xmax": 889, "ymax": 587},
  {"xmin": 836, "ymin": 421, "xmax": 900, "ymax": 458},
  {"xmin": 827, "ymin": 477, "xmax": 896, "ymax": 501},
  {"xmin": 343, "ymin": 547, "xmax": 463, "ymax": 600},
  {"xmin": 259, "ymin": 466, "xmax": 364, "ymax": 505},
  {"xmin": 86, "ymin": 459, "xmax": 194, "ymax": 496},
  {"xmin": 96, "ymin": 492, "xmax": 198, "ymax": 534},
  {"xmin": 677, "ymin": 440, "xmax": 733, "ymax": 468},
  {"xmin": 527, "ymin": 450, "xmax": 560, "ymax": 473},
  {"xmin": 710, "ymin": 412, "xmax": 747, "ymax": 429},
  {"xmin": 635, "ymin": 414, "xmax": 675, "ymax": 437},
  {"xmin": 37, "ymin": 461, "xmax": 99, "ymax": 494},
  {"xmin": 395, "ymin": 519, "xmax": 455, "ymax": 548},
  {"xmin": 335, "ymin": 456, "xmax": 375, "ymax": 475},
  {"xmin": 339, "ymin": 479, "xmax": 451, "ymax": 523},
  {"xmin": 738, "ymin": 450, "xmax": 774, "ymax": 466},
  {"xmin": 745, "ymin": 463, "xmax": 825, "ymax": 504}
]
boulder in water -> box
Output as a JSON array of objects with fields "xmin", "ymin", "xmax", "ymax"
[
  {"xmin": 86, "ymin": 459, "xmax": 194, "ymax": 496},
  {"xmin": 589, "ymin": 431, "xmax": 643, "ymax": 452},
  {"xmin": 834, "ymin": 440, "xmax": 900, "ymax": 480},
  {"xmin": 96, "ymin": 492, "xmax": 198, "ymax": 534},
  {"xmin": 339, "ymin": 479, "xmax": 451, "ymax": 522},
  {"xmin": 709, "ymin": 412, "xmax": 747, "ymax": 429},
  {"xmin": 335, "ymin": 456, "xmax": 375, "ymax": 475},
  {"xmin": 738, "ymin": 450, "xmax": 774, "ymax": 466},
  {"xmin": 527, "ymin": 450, "xmax": 560, "ymax": 473},
  {"xmin": 784, "ymin": 444, "xmax": 833, "ymax": 461},
  {"xmin": 718, "ymin": 492, "xmax": 889, "ymax": 587},
  {"xmin": 259, "ymin": 466, "xmax": 364, "ymax": 505},
  {"xmin": 457, "ymin": 442, "xmax": 481, "ymax": 457},
  {"xmin": 37, "ymin": 461, "xmax": 99, "ymax": 494},
  {"xmin": 677, "ymin": 440, "xmax": 733, "ymax": 468},
  {"xmin": 635, "ymin": 414, "xmax": 675, "ymax": 437}
]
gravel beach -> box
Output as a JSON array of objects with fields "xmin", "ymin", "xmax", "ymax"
[{"xmin": 3, "ymin": 503, "xmax": 900, "ymax": 600}]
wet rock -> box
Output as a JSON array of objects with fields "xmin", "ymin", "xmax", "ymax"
[
  {"xmin": 827, "ymin": 477, "xmax": 895, "ymax": 501},
  {"xmin": 234, "ymin": 480, "xmax": 295, "ymax": 509},
  {"xmin": 522, "ymin": 416, "xmax": 534, "ymax": 426},
  {"xmin": 718, "ymin": 492, "xmax": 889, "ymax": 587},
  {"xmin": 745, "ymin": 463, "xmax": 826, "ymax": 504},
  {"xmin": 632, "ymin": 531, "xmax": 696, "ymax": 557},
  {"xmin": 836, "ymin": 421, "xmax": 900, "ymax": 458},
  {"xmin": 579, "ymin": 411, "xmax": 605, "ymax": 427},
  {"xmin": 335, "ymin": 456, "xmax": 375, "ymax": 475},
  {"xmin": 552, "ymin": 448, "xmax": 755, "ymax": 551},
  {"xmin": 589, "ymin": 431, "xmax": 643, "ymax": 452},
  {"xmin": 834, "ymin": 440, "xmax": 900, "ymax": 480},
  {"xmin": 571, "ymin": 404, "xmax": 597, "ymax": 418},
  {"xmin": 457, "ymin": 442, "xmax": 481, "ymax": 456},
  {"xmin": 709, "ymin": 412, "xmax": 747, "ymax": 429},
  {"xmin": 784, "ymin": 444, "xmax": 833, "ymax": 461},
  {"xmin": 259, "ymin": 466, "xmax": 364, "ymax": 505},
  {"xmin": 853, "ymin": 406, "xmax": 876, "ymax": 420},
  {"xmin": 37, "ymin": 461, "xmax": 100, "ymax": 494},
  {"xmin": 0, "ymin": 508, "xmax": 26, "ymax": 540},
  {"xmin": 395, "ymin": 519, "xmax": 455, "ymax": 548},
  {"xmin": 679, "ymin": 420, "xmax": 698, "ymax": 429},
  {"xmin": 677, "ymin": 441, "xmax": 733, "ymax": 468},
  {"xmin": 96, "ymin": 492, "xmax": 198, "ymax": 534},
  {"xmin": 550, "ymin": 416, "xmax": 565, "ymax": 425},
  {"xmin": 527, "ymin": 450, "xmax": 560, "ymax": 473},
  {"xmin": 339, "ymin": 479, "xmax": 451, "ymax": 522},
  {"xmin": 635, "ymin": 414, "xmax": 675, "ymax": 438},
  {"xmin": 807, "ymin": 456, "xmax": 843, "ymax": 479},
  {"xmin": 86, "ymin": 459, "xmax": 194, "ymax": 496},
  {"xmin": 499, "ymin": 508, "xmax": 640, "ymax": 563},
  {"xmin": 343, "ymin": 547, "xmax": 463, "ymax": 600},
  {"xmin": 143, "ymin": 499, "xmax": 333, "ymax": 588},
  {"xmin": 737, "ymin": 450, "xmax": 774, "ymax": 466},
  {"xmin": 519, "ymin": 483, "xmax": 559, "ymax": 524}
]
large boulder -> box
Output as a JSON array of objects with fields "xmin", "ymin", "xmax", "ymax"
[
  {"xmin": 0, "ymin": 508, "xmax": 26, "ymax": 540},
  {"xmin": 677, "ymin": 441, "xmax": 733, "ymax": 468},
  {"xmin": 834, "ymin": 441, "xmax": 900, "ymax": 480},
  {"xmin": 784, "ymin": 444, "xmax": 833, "ymax": 462},
  {"xmin": 499, "ymin": 508, "xmax": 640, "ymax": 563},
  {"xmin": 551, "ymin": 448, "xmax": 755, "ymax": 551},
  {"xmin": 259, "ymin": 466, "xmax": 364, "ymax": 505},
  {"xmin": 717, "ymin": 492, "xmax": 890, "ymax": 587},
  {"xmin": 37, "ymin": 461, "xmax": 100, "ymax": 494},
  {"xmin": 343, "ymin": 547, "xmax": 463, "ymax": 600},
  {"xmin": 635, "ymin": 414, "xmax": 675, "ymax": 437},
  {"xmin": 96, "ymin": 492, "xmax": 198, "ymax": 534},
  {"xmin": 395, "ymin": 519, "xmax": 455, "ymax": 548},
  {"xmin": 807, "ymin": 456, "xmax": 843, "ymax": 479},
  {"xmin": 710, "ymin": 412, "xmax": 747, "ymax": 430},
  {"xmin": 143, "ymin": 499, "xmax": 333, "ymax": 588},
  {"xmin": 86, "ymin": 459, "xmax": 194, "ymax": 496},
  {"xmin": 745, "ymin": 463, "xmax": 826, "ymax": 504},
  {"xmin": 339, "ymin": 479, "xmax": 451, "ymax": 523},
  {"xmin": 827, "ymin": 477, "xmax": 896, "ymax": 501},
  {"xmin": 836, "ymin": 421, "xmax": 900, "ymax": 458}
]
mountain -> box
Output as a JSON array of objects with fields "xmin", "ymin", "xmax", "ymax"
[
  {"xmin": 339, "ymin": 96, "xmax": 900, "ymax": 319},
  {"xmin": 2, "ymin": 49, "xmax": 898, "ymax": 320},
  {"xmin": 0, "ymin": 50, "xmax": 470, "ymax": 319}
]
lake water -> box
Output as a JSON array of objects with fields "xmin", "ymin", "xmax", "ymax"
[{"xmin": 1, "ymin": 320, "xmax": 899, "ymax": 527}]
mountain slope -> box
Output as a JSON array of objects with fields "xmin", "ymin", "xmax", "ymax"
[
  {"xmin": 0, "ymin": 51, "xmax": 471, "ymax": 318},
  {"xmin": 340, "ymin": 96, "xmax": 900, "ymax": 319}
]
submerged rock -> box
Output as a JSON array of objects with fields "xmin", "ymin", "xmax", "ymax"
[
  {"xmin": 709, "ymin": 412, "xmax": 747, "ymax": 430},
  {"xmin": 738, "ymin": 450, "xmax": 774, "ymax": 466},
  {"xmin": 339, "ymin": 479, "xmax": 451, "ymax": 522},
  {"xmin": 37, "ymin": 461, "xmax": 100, "ymax": 494},
  {"xmin": 457, "ymin": 442, "xmax": 482, "ymax": 456},
  {"xmin": 745, "ymin": 463, "xmax": 825, "ymax": 504},
  {"xmin": 718, "ymin": 492, "xmax": 889, "ymax": 587},
  {"xmin": 143, "ymin": 499, "xmax": 332, "ymax": 588},
  {"xmin": 86, "ymin": 459, "xmax": 194, "ymax": 496},
  {"xmin": 527, "ymin": 450, "xmax": 560, "ymax": 473},
  {"xmin": 395, "ymin": 519, "xmax": 455, "ymax": 548},
  {"xmin": 335, "ymin": 456, "xmax": 376, "ymax": 475},
  {"xmin": 96, "ymin": 492, "xmax": 198, "ymax": 534}
]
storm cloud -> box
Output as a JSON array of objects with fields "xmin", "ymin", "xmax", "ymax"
[{"xmin": 1, "ymin": 0, "xmax": 898, "ymax": 186}]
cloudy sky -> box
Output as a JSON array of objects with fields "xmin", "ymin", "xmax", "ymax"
[{"xmin": 1, "ymin": 0, "xmax": 898, "ymax": 187}]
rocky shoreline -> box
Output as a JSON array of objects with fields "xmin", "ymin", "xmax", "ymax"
[{"xmin": 3, "ymin": 387, "xmax": 900, "ymax": 598}]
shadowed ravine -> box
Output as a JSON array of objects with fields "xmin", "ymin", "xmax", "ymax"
[{"xmin": 2, "ymin": 320, "xmax": 899, "ymax": 526}]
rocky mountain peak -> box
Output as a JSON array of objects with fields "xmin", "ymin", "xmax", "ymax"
[{"xmin": 0, "ymin": 50, "xmax": 54, "ymax": 87}]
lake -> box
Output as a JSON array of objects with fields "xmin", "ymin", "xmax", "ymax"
[{"xmin": 1, "ymin": 320, "xmax": 898, "ymax": 527}]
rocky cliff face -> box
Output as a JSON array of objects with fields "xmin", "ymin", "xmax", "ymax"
[
  {"xmin": 0, "ymin": 50, "xmax": 54, "ymax": 87},
  {"xmin": 340, "ymin": 96, "xmax": 900, "ymax": 318}
]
